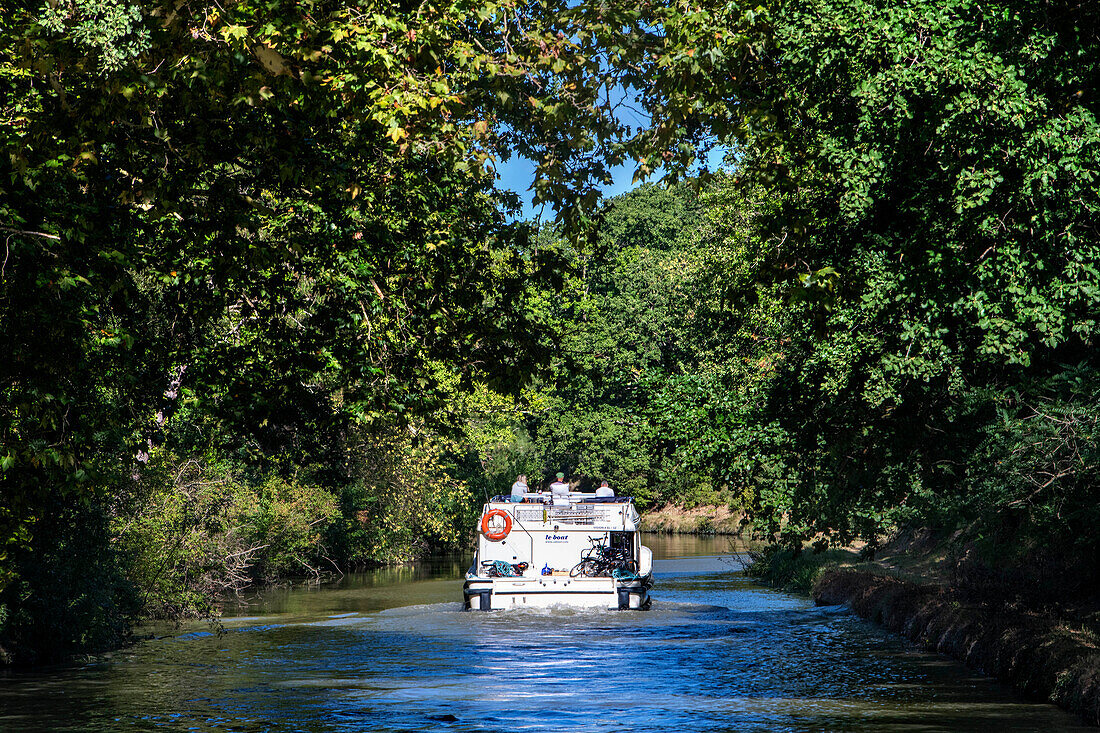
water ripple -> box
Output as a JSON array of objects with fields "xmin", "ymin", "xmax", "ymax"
[{"xmin": 0, "ymin": 552, "xmax": 1091, "ymax": 732}]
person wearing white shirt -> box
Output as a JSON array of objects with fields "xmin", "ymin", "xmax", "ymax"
[
  {"xmin": 510, "ymin": 475, "xmax": 528, "ymax": 502},
  {"xmin": 549, "ymin": 471, "xmax": 570, "ymax": 496}
]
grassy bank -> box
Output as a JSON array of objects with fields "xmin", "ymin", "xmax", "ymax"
[
  {"xmin": 746, "ymin": 542, "xmax": 1100, "ymax": 726},
  {"xmin": 743, "ymin": 545, "xmax": 860, "ymax": 594}
]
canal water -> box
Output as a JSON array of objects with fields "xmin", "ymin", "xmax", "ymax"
[{"xmin": 0, "ymin": 535, "xmax": 1090, "ymax": 732}]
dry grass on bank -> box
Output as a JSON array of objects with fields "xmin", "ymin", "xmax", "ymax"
[{"xmin": 638, "ymin": 504, "xmax": 745, "ymax": 534}]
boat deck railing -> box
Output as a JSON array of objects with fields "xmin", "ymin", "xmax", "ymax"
[
  {"xmin": 489, "ymin": 494, "xmax": 632, "ymax": 504},
  {"xmin": 511, "ymin": 503, "xmax": 613, "ymax": 526},
  {"xmin": 487, "ymin": 494, "xmax": 636, "ymax": 528}
]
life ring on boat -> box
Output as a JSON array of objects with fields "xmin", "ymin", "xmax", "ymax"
[{"xmin": 481, "ymin": 509, "xmax": 512, "ymax": 541}]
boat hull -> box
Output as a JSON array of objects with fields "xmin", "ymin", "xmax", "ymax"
[{"xmin": 463, "ymin": 576, "xmax": 651, "ymax": 610}]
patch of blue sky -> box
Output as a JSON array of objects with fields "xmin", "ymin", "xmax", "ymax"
[
  {"xmin": 493, "ymin": 146, "xmax": 729, "ymax": 222},
  {"xmin": 490, "ymin": 79, "xmax": 731, "ymax": 222}
]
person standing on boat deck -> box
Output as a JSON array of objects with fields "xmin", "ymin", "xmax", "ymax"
[
  {"xmin": 510, "ymin": 474, "xmax": 528, "ymax": 502},
  {"xmin": 549, "ymin": 472, "xmax": 570, "ymax": 496},
  {"xmin": 595, "ymin": 480, "xmax": 614, "ymax": 498}
]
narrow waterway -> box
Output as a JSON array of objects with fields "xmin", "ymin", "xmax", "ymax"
[{"xmin": 0, "ymin": 535, "xmax": 1089, "ymax": 732}]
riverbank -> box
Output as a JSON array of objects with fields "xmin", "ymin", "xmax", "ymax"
[
  {"xmin": 747, "ymin": 543, "xmax": 1100, "ymax": 726},
  {"xmin": 638, "ymin": 504, "xmax": 744, "ymax": 534}
]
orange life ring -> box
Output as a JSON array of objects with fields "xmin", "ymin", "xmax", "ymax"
[{"xmin": 481, "ymin": 509, "xmax": 512, "ymax": 541}]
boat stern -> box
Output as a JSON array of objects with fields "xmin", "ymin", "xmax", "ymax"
[{"xmin": 463, "ymin": 575, "xmax": 650, "ymax": 611}]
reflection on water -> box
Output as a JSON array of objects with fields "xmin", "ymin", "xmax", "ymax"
[
  {"xmin": 0, "ymin": 537, "xmax": 1090, "ymax": 732},
  {"xmin": 645, "ymin": 532, "xmax": 750, "ymax": 560}
]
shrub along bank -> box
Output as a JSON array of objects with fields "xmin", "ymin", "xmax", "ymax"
[{"xmin": 0, "ymin": 420, "xmax": 495, "ymax": 665}]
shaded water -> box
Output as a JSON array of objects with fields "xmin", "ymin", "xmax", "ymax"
[{"xmin": 0, "ymin": 536, "xmax": 1090, "ymax": 732}]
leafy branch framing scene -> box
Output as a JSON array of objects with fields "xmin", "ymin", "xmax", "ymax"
[{"xmin": 2, "ymin": 0, "xmax": 1098, "ymax": 698}]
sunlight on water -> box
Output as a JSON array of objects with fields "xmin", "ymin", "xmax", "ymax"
[{"xmin": 0, "ymin": 537, "xmax": 1091, "ymax": 732}]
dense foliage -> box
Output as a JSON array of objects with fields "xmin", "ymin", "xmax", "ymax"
[
  {"xmin": 1, "ymin": 0, "xmax": 757, "ymax": 661},
  {"xmin": 729, "ymin": 0, "xmax": 1100, "ymax": 559},
  {"xmin": 517, "ymin": 0, "xmax": 1100, "ymax": 567},
  {"xmin": 0, "ymin": 0, "xmax": 579, "ymax": 661}
]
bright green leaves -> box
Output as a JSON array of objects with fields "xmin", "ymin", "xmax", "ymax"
[
  {"xmin": 791, "ymin": 266, "xmax": 840, "ymax": 310},
  {"xmin": 39, "ymin": 0, "xmax": 151, "ymax": 73},
  {"xmin": 221, "ymin": 24, "xmax": 250, "ymax": 42}
]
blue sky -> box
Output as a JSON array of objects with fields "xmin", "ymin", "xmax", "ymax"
[{"xmin": 493, "ymin": 146, "xmax": 729, "ymax": 222}]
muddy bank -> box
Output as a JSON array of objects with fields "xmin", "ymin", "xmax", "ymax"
[
  {"xmin": 814, "ymin": 569, "xmax": 1100, "ymax": 725},
  {"xmin": 638, "ymin": 504, "xmax": 743, "ymax": 534}
]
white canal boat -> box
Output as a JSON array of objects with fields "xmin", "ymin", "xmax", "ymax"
[{"xmin": 463, "ymin": 490, "xmax": 653, "ymax": 611}]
